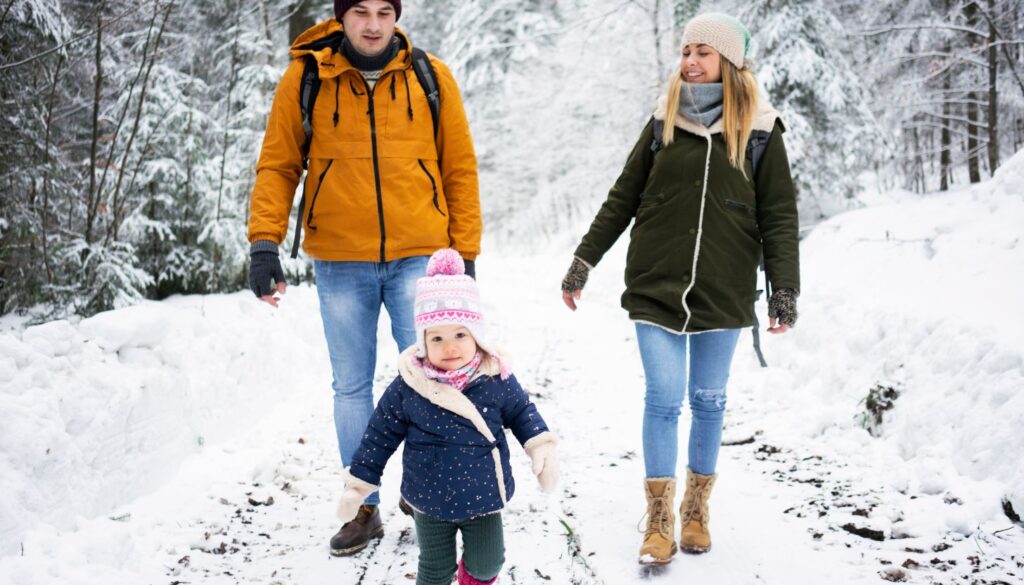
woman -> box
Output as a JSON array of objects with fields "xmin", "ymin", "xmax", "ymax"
[{"xmin": 560, "ymin": 12, "xmax": 800, "ymax": 565}]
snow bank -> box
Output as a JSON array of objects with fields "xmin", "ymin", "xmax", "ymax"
[
  {"xmin": 0, "ymin": 288, "xmax": 329, "ymax": 556},
  {"xmin": 759, "ymin": 149, "xmax": 1024, "ymax": 517}
]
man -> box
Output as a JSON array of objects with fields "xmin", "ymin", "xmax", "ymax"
[{"xmin": 246, "ymin": 0, "xmax": 481, "ymax": 556}]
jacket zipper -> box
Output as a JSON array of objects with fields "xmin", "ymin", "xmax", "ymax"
[
  {"xmin": 361, "ymin": 75, "xmax": 388, "ymax": 262},
  {"xmin": 306, "ymin": 159, "xmax": 334, "ymax": 230},
  {"xmin": 417, "ymin": 159, "xmax": 445, "ymax": 216}
]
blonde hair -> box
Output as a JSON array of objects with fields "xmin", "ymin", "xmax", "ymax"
[{"xmin": 661, "ymin": 58, "xmax": 759, "ymax": 174}]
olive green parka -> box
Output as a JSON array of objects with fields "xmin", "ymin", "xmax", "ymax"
[{"xmin": 574, "ymin": 99, "xmax": 800, "ymax": 333}]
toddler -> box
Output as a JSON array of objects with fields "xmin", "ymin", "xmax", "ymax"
[{"xmin": 336, "ymin": 248, "xmax": 559, "ymax": 585}]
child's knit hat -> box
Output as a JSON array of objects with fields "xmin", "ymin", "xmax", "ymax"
[
  {"xmin": 414, "ymin": 249, "xmax": 508, "ymax": 376},
  {"xmin": 681, "ymin": 12, "xmax": 751, "ymax": 69}
]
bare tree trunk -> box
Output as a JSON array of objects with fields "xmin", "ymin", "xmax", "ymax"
[
  {"xmin": 965, "ymin": 1, "xmax": 981, "ymax": 183},
  {"xmin": 939, "ymin": 6, "xmax": 952, "ymax": 193},
  {"xmin": 86, "ymin": 12, "xmax": 103, "ymax": 245},
  {"xmin": 289, "ymin": 0, "xmax": 316, "ymax": 44},
  {"xmin": 0, "ymin": 0, "xmax": 17, "ymax": 32},
  {"xmin": 212, "ymin": 0, "xmax": 244, "ymax": 292},
  {"xmin": 652, "ymin": 0, "xmax": 665, "ymax": 81},
  {"xmin": 183, "ymin": 80, "xmax": 194, "ymax": 246},
  {"xmin": 986, "ymin": 0, "xmax": 999, "ymax": 174},
  {"xmin": 912, "ymin": 125, "xmax": 924, "ymax": 193},
  {"xmin": 217, "ymin": 1, "xmax": 242, "ymax": 224},
  {"xmin": 109, "ymin": 0, "xmax": 174, "ymax": 243},
  {"xmin": 41, "ymin": 54, "xmax": 64, "ymax": 285},
  {"xmin": 966, "ymin": 94, "xmax": 981, "ymax": 182},
  {"xmin": 95, "ymin": 5, "xmax": 163, "ymax": 237}
]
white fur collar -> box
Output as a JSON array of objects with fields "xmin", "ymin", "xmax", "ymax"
[
  {"xmin": 397, "ymin": 346, "xmax": 511, "ymax": 504},
  {"xmin": 653, "ymin": 94, "xmax": 782, "ymax": 137},
  {"xmin": 397, "ymin": 346, "xmax": 504, "ymax": 443}
]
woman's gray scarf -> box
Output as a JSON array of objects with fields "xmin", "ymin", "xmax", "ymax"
[{"xmin": 679, "ymin": 82, "xmax": 724, "ymax": 127}]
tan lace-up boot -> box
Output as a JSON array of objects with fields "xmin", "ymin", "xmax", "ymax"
[
  {"xmin": 638, "ymin": 477, "xmax": 677, "ymax": 564},
  {"xmin": 679, "ymin": 468, "xmax": 717, "ymax": 553}
]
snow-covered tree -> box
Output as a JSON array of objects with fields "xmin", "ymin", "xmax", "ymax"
[{"xmin": 738, "ymin": 0, "xmax": 884, "ymax": 220}]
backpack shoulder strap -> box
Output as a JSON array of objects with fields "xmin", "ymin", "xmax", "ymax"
[
  {"xmin": 298, "ymin": 55, "xmax": 322, "ymax": 170},
  {"xmin": 292, "ymin": 53, "xmax": 326, "ymax": 259},
  {"xmin": 295, "ymin": 31, "xmax": 346, "ymax": 168},
  {"xmin": 650, "ymin": 117, "xmax": 664, "ymax": 153},
  {"xmin": 746, "ymin": 129, "xmax": 772, "ymax": 179},
  {"xmin": 410, "ymin": 47, "xmax": 440, "ymax": 137}
]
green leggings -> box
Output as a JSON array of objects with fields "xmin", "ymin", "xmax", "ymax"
[{"xmin": 413, "ymin": 510, "xmax": 505, "ymax": 585}]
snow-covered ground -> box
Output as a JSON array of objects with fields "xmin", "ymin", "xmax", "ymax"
[{"xmin": 2, "ymin": 154, "xmax": 1023, "ymax": 584}]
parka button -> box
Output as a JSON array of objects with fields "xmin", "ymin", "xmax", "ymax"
[
  {"xmin": 682, "ymin": 274, "xmax": 690, "ymax": 281},
  {"xmin": 694, "ymin": 180, "xmax": 702, "ymax": 186},
  {"xmin": 689, "ymin": 228, "xmax": 696, "ymax": 234}
]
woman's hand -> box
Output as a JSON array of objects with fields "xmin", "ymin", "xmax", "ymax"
[
  {"xmin": 560, "ymin": 257, "xmax": 591, "ymax": 311},
  {"xmin": 767, "ymin": 288, "xmax": 798, "ymax": 335}
]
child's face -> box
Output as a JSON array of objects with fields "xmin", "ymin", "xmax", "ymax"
[{"xmin": 424, "ymin": 325, "xmax": 478, "ymax": 371}]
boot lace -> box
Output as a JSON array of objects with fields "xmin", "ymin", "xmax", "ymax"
[
  {"xmin": 681, "ymin": 482, "xmax": 710, "ymax": 526},
  {"xmin": 637, "ymin": 495, "xmax": 672, "ymax": 538}
]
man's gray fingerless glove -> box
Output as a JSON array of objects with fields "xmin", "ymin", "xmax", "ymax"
[
  {"xmin": 248, "ymin": 241, "xmax": 286, "ymax": 297},
  {"xmin": 561, "ymin": 257, "xmax": 591, "ymax": 292},
  {"xmin": 768, "ymin": 288, "xmax": 799, "ymax": 327}
]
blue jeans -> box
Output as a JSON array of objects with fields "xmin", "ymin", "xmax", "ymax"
[
  {"xmin": 315, "ymin": 256, "xmax": 428, "ymax": 506},
  {"xmin": 635, "ymin": 323, "xmax": 741, "ymax": 477}
]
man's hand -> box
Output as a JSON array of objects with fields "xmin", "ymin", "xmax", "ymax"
[{"xmin": 248, "ymin": 241, "xmax": 287, "ymax": 307}]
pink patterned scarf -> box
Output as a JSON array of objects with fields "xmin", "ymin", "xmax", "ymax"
[{"xmin": 419, "ymin": 352, "xmax": 483, "ymax": 392}]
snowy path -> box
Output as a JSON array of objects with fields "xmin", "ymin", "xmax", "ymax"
[
  {"xmin": 137, "ymin": 245, "xmax": 897, "ymax": 585},
  {"xmin": 3, "ymin": 166, "xmax": 1024, "ymax": 583}
]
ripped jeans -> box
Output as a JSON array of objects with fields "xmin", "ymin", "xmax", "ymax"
[{"xmin": 635, "ymin": 323, "xmax": 741, "ymax": 477}]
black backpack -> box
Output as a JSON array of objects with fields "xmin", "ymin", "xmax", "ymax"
[{"xmin": 289, "ymin": 32, "xmax": 441, "ymax": 258}]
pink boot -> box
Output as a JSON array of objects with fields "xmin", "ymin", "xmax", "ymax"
[{"xmin": 457, "ymin": 559, "xmax": 498, "ymax": 585}]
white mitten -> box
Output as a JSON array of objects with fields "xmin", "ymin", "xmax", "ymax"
[
  {"xmin": 336, "ymin": 469, "xmax": 379, "ymax": 523},
  {"xmin": 524, "ymin": 432, "xmax": 560, "ymax": 493}
]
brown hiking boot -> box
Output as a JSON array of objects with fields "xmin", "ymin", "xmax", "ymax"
[
  {"xmin": 679, "ymin": 468, "xmax": 717, "ymax": 553},
  {"xmin": 330, "ymin": 504, "xmax": 383, "ymax": 556},
  {"xmin": 638, "ymin": 477, "xmax": 677, "ymax": 564}
]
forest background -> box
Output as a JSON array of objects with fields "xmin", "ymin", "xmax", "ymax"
[{"xmin": 1, "ymin": 0, "xmax": 1021, "ymax": 318}]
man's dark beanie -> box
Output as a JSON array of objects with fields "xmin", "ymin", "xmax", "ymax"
[{"xmin": 334, "ymin": 0, "xmax": 402, "ymax": 21}]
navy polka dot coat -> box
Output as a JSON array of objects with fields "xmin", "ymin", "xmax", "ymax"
[{"xmin": 349, "ymin": 348, "xmax": 554, "ymax": 521}]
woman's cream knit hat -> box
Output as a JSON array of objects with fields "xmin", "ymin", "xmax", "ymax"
[{"xmin": 681, "ymin": 12, "xmax": 751, "ymax": 69}]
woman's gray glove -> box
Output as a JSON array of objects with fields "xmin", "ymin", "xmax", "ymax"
[
  {"xmin": 561, "ymin": 257, "xmax": 591, "ymax": 311},
  {"xmin": 561, "ymin": 257, "xmax": 590, "ymax": 292},
  {"xmin": 767, "ymin": 288, "xmax": 799, "ymax": 329}
]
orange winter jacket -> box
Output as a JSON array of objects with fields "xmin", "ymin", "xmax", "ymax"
[{"xmin": 248, "ymin": 21, "xmax": 481, "ymax": 261}]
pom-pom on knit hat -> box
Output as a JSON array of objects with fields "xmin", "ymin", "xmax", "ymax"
[
  {"xmin": 681, "ymin": 12, "xmax": 751, "ymax": 69},
  {"xmin": 334, "ymin": 0, "xmax": 402, "ymax": 22},
  {"xmin": 414, "ymin": 249, "xmax": 509, "ymax": 377}
]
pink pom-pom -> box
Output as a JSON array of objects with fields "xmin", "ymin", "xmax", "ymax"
[{"xmin": 425, "ymin": 248, "xmax": 465, "ymax": 277}]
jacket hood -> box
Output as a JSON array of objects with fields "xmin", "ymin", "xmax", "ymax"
[
  {"xmin": 653, "ymin": 93, "xmax": 783, "ymax": 137},
  {"xmin": 289, "ymin": 19, "xmax": 414, "ymax": 74}
]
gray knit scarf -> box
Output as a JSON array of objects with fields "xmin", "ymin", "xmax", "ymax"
[{"xmin": 679, "ymin": 82, "xmax": 724, "ymax": 128}]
